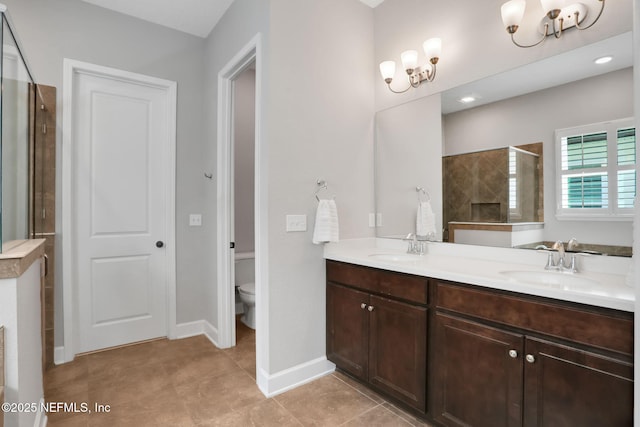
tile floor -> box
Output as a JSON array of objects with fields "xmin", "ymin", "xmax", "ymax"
[{"xmin": 45, "ymin": 317, "xmax": 433, "ymax": 426}]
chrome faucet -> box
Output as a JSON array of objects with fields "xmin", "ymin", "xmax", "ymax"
[
  {"xmin": 404, "ymin": 233, "xmax": 426, "ymax": 255},
  {"xmin": 544, "ymin": 240, "xmax": 578, "ymax": 273}
]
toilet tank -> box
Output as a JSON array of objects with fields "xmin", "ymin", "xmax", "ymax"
[{"xmin": 234, "ymin": 252, "xmax": 255, "ymax": 286}]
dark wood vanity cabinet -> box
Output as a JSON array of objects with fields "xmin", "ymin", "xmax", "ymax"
[
  {"xmin": 326, "ymin": 261, "xmax": 633, "ymax": 426},
  {"xmin": 326, "ymin": 261, "xmax": 428, "ymax": 412},
  {"xmin": 432, "ymin": 280, "xmax": 633, "ymax": 427}
]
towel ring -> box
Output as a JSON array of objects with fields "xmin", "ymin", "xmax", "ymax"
[
  {"xmin": 316, "ymin": 179, "xmax": 336, "ymax": 201},
  {"xmin": 315, "ymin": 180, "xmax": 328, "ymax": 201},
  {"xmin": 416, "ymin": 186, "xmax": 431, "ymax": 202}
]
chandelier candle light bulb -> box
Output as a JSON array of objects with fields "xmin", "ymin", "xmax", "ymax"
[
  {"xmin": 422, "ymin": 37, "xmax": 442, "ymax": 62},
  {"xmin": 379, "ymin": 61, "xmax": 396, "ymax": 83},
  {"xmin": 501, "ymin": 0, "xmax": 526, "ymax": 32},
  {"xmin": 400, "ymin": 50, "xmax": 419, "ymax": 74}
]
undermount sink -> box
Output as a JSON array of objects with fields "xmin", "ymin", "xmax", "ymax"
[
  {"xmin": 368, "ymin": 253, "xmax": 423, "ymax": 262},
  {"xmin": 500, "ymin": 270, "xmax": 600, "ymax": 289}
]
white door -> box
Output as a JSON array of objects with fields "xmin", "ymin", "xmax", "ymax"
[{"xmin": 67, "ymin": 62, "xmax": 176, "ymax": 353}]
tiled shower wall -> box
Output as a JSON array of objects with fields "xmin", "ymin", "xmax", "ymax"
[
  {"xmin": 443, "ymin": 143, "xmax": 543, "ymax": 242},
  {"xmin": 443, "ymin": 148, "xmax": 510, "ymax": 225},
  {"xmin": 33, "ymin": 84, "xmax": 56, "ymax": 368}
]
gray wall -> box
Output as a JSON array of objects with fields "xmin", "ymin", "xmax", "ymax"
[
  {"xmin": 267, "ymin": 0, "xmax": 374, "ymax": 373},
  {"xmin": 4, "ymin": 0, "xmax": 207, "ymax": 344},
  {"xmin": 234, "ymin": 69, "xmax": 256, "ymax": 254},
  {"xmin": 443, "ymin": 69, "xmax": 634, "ymax": 246}
]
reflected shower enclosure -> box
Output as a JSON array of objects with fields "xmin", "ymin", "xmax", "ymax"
[
  {"xmin": 443, "ymin": 144, "xmax": 542, "ymax": 240},
  {"xmin": 508, "ymin": 147, "xmax": 540, "ymax": 222},
  {"xmin": 1, "ymin": 9, "xmax": 36, "ymax": 249}
]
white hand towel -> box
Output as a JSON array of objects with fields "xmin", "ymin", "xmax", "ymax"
[
  {"xmin": 313, "ymin": 199, "xmax": 339, "ymax": 244},
  {"xmin": 416, "ymin": 201, "xmax": 436, "ymax": 240}
]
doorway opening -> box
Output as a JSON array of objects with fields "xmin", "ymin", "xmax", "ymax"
[
  {"xmin": 231, "ymin": 64, "xmax": 256, "ymax": 346},
  {"xmin": 216, "ymin": 34, "xmax": 266, "ymax": 393}
]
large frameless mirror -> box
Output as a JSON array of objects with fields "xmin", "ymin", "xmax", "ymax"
[{"xmin": 374, "ymin": 33, "xmax": 634, "ymax": 256}]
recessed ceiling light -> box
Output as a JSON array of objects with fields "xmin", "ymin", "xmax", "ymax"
[
  {"xmin": 594, "ymin": 56, "xmax": 613, "ymax": 65},
  {"xmin": 459, "ymin": 96, "xmax": 476, "ymax": 104}
]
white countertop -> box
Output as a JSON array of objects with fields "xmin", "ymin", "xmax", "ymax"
[{"xmin": 324, "ymin": 238, "xmax": 635, "ymax": 312}]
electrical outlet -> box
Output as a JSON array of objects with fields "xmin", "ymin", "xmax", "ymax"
[
  {"xmin": 376, "ymin": 213, "xmax": 383, "ymax": 227},
  {"xmin": 189, "ymin": 214, "xmax": 202, "ymax": 226},
  {"xmin": 369, "ymin": 213, "xmax": 376, "ymax": 228},
  {"xmin": 286, "ymin": 214, "xmax": 307, "ymax": 232}
]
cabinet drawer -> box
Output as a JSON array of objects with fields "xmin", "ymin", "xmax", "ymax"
[
  {"xmin": 435, "ymin": 281, "xmax": 633, "ymax": 356},
  {"xmin": 327, "ymin": 261, "xmax": 428, "ymax": 304},
  {"xmin": 327, "ymin": 260, "xmax": 379, "ymax": 293},
  {"xmin": 377, "ymin": 269, "xmax": 428, "ymax": 305}
]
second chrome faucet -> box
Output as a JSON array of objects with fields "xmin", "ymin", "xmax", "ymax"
[
  {"xmin": 544, "ymin": 239, "xmax": 579, "ymax": 273},
  {"xmin": 405, "ymin": 233, "xmax": 427, "ymax": 255}
]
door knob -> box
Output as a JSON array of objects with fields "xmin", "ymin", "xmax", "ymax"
[
  {"xmin": 508, "ymin": 349, "xmax": 518, "ymax": 358},
  {"xmin": 525, "ymin": 354, "xmax": 536, "ymax": 363},
  {"xmin": 367, "ymin": 305, "xmax": 374, "ymax": 312},
  {"xmin": 360, "ymin": 303, "xmax": 367, "ymax": 309},
  {"xmin": 156, "ymin": 241, "xmax": 164, "ymax": 248}
]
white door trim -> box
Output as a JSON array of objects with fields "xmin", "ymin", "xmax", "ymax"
[
  {"xmin": 62, "ymin": 59, "xmax": 177, "ymax": 363},
  {"xmin": 216, "ymin": 33, "xmax": 269, "ymax": 393}
]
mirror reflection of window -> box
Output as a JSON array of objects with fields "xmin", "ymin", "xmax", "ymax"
[
  {"xmin": 509, "ymin": 149, "xmax": 517, "ymax": 212},
  {"xmin": 557, "ymin": 118, "xmax": 636, "ymax": 218}
]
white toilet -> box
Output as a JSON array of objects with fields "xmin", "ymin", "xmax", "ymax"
[{"xmin": 237, "ymin": 282, "xmax": 256, "ymax": 329}]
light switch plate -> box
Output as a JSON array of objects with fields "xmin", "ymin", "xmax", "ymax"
[
  {"xmin": 286, "ymin": 214, "xmax": 307, "ymax": 232},
  {"xmin": 369, "ymin": 213, "xmax": 376, "ymax": 228},
  {"xmin": 376, "ymin": 213, "xmax": 383, "ymax": 227},
  {"xmin": 189, "ymin": 214, "xmax": 202, "ymax": 226}
]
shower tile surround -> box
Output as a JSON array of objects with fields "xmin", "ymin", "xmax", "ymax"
[
  {"xmin": 443, "ymin": 142, "xmax": 543, "ymax": 241},
  {"xmin": 32, "ymin": 84, "xmax": 57, "ymax": 369}
]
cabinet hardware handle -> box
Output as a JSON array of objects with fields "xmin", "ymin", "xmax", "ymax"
[
  {"xmin": 368, "ymin": 305, "xmax": 374, "ymax": 312},
  {"xmin": 360, "ymin": 303, "xmax": 367, "ymax": 309},
  {"xmin": 526, "ymin": 354, "xmax": 536, "ymax": 363},
  {"xmin": 508, "ymin": 349, "xmax": 518, "ymax": 358}
]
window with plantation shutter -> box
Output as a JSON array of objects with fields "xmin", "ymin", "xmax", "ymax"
[{"xmin": 556, "ymin": 118, "xmax": 635, "ymax": 220}]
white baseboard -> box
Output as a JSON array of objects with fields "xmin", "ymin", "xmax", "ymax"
[
  {"xmin": 54, "ymin": 346, "xmax": 66, "ymax": 365},
  {"xmin": 258, "ymin": 356, "xmax": 336, "ymax": 398},
  {"xmin": 53, "ymin": 322, "xmax": 218, "ymax": 365},
  {"xmin": 175, "ymin": 320, "xmax": 219, "ymax": 347}
]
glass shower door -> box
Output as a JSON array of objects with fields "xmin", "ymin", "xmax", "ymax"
[{"xmin": 0, "ymin": 12, "xmax": 36, "ymax": 249}]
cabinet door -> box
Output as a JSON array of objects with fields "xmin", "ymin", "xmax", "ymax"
[
  {"xmin": 523, "ymin": 338, "xmax": 633, "ymax": 427},
  {"xmin": 433, "ymin": 313, "xmax": 524, "ymax": 427},
  {"xmin": 326, "ymin": 283, "xmax": 369, "ymax": 380},
  {"xmin": 368, "ymin": 295, "xmax": 427, "ymax": 412}
]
